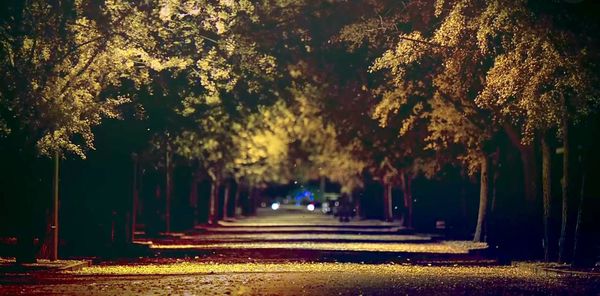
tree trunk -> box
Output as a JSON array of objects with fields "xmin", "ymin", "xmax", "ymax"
[
  {"xmin": 520, "ymin": 145, "xmax": 538, "ymax": 204},
  {"xmin": 520, "ymin": 143, "xmax": 543, "ymax": 258},
  {"xmin": 130, "ymin": 154, "xmax": 139, "ymax": 244},
  {"xmin": 51, "ymin": 151, "xmax": 60, "ymax": 260},
  {"xmin": 459, "ymin": 182, "xmax": 468, "ymax": 236},
  {"xmin": 558, "ymin": 109, "xmax": 574, "ymax": 263},
  {"xmin": 233, "ymin": 181, "xmax": 241, "ymax": 218},
  {"xmin": 246, "ymin": 187, "xmax": 256, "ymax": 216},
  {"xmin": 474, "ymin": 155, "xmax": 490, "ymax": 242},
  {"xmin": 572, "ymin": 127, "xmax": 596, "ymax": 267},
  {"xmin": 490, "ymin": 147, "xmax": 500, "ymax": 214},
  {"xmin": 189, "ymin": 173, "xmax": 199, "ymax": 226},
  {"xmin": 406, "ymin": 177, "xmax": 413, "ymax": 228},
  {"xmin": 572, "ymin": 116, "xmax": 600, "ymax": 267},
  {"xmin": 354, "ymin": 190, "xmax": 363, "ymax": 219},
  {"xmin": 504, "ymin": 123, "xmax": 543, "ymax": 254},
  {"xmin": 400, "ymin": 171, "xmax": 413, "ymax": 228},
  {"xmin": 208, "ymin": 179, "xmax": 220, "ymax": 225},
  {"xmin": 503, "ymin": 124, "xmax": 538, "ymax": 204},
  {"xmin": 241, "ymin": 186, "xmax": 250, "ymax": 216},
  {"xmin": 319, "ymin": 176, "xmax": 326, "ymax": 198},
  {"xmin": 222, "ymin": 180, "xmax": 231, "ymax": 220},
  {"xmin": 250, "ymin": 187, "xmax": 259, "ymax": 216},
  {"xmin": 164, "ymin": 146, "xmax": 172, "ymax": 233},
  {"xmin": 16, "ymin": 190, "xmax": 36, "ymax": 263},
  {"xmin": 383, "ymin": 181, "xmax": 393, "ymax": 222},
  {"xmin": 541, "ymin": 133, "xmax": 555, "ymax": 261},
  {"xmin": 146, "ymin": 182, "xmax": 162, "ymax": 237},
  {"xmin": 572, "ymin": 169, "xmax": 591, "ymax": 266},
  {"xmin": 15, "ymin": 148, "xmax": 39, "ymax": 264}
]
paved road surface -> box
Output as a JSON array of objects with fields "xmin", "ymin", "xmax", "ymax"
[
  {"xmin": 1, "ymin": 262, "xmax": 598, "ymax": 295},
  {"xmin": 1, "ymin": 207, "xmax": 598, "ymax": 295}
]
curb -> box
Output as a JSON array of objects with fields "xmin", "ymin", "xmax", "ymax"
[
  {"xmin": 147, "ymin": 247, "xmax": 495, "ymax": 264},
  {"xmin": 518, "ymin": 263, "xmax": 600, "ymax": 277},
  {"xmin": 57, "ymin": 260, "xmax": 92, "ymax": 271},
  {"xmin": 536, "ymin": 267, "xmax": 600, "ymax": 277}
]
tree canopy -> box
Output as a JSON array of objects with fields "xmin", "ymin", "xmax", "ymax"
[{"xmin": 2, "ymin": 0, "xmax": 599, "ymax": 264}]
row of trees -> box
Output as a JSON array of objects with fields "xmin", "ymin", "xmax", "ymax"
[
  {"xmin": 0, "ymin": 0, "xmax": 362, "ymax": 262},
  {"xmin": 1, "ymin": 0, "xmax": 598, "ymax": 266},
  {"xmin": 333, "ymin": 0, "xmax": 599, "ymax": 265}
]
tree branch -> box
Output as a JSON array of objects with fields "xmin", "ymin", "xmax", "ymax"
[
  {"xmin": 59, "ymin": 40, "xmax": 107, "ymax": 95},
  {"xmin": 397, "ymin": 35, "xmax": 454, "ymax": 50}
]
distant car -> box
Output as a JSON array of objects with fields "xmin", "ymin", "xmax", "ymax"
[
  {"xmin": 330, "ymin": 199, "xmax": 341, "ymax": 216},
  {"xmin": 321, "ymin": 201, "xmax": 331, "ymax": 214},
  {"xmin": 322, "ymin": 193, "xmax": 341, "ymax": 215},
  {"xmin": 271, "ymin": 202, "xmax": 281, "ymax": 210}
]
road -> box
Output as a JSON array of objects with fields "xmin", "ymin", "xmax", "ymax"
[
  {"xmin": 1, "ymin": 207, "xmax": 598, "ymax": 295},
  {"xmin": 136, "ymin": 205, "xmax": 487, "ymax": 263},
  {"xmin": 1, "ymin": 262, "xmax": 598, "ymax": 295}
]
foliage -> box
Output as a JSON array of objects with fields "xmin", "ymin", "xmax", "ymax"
[
  {"xmin": 230, "ymin": 83, "xmax": 365, "ymax": 191},
  {"xmin": 0, "ymin": 0, "xmax": 191, "ymax": 157},
  {"xmin": 3, "ymin": 0, "xmax": 598, "ymax": 192},
  {"xmin": 369, "ymin": 0, "xmax": 599, "ymax": 158}
]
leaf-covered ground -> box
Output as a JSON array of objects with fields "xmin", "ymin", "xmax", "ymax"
[
  {"xmin": 148, "ymin": 240, "xmax": 487, "ymax": 254},
  {"xmin": 142, "ymin": 208, "xmax": 486, "ymax": 254},
  {"xmin": 1, "ymin": 262, "xmax": 598, "ymax": 295}
]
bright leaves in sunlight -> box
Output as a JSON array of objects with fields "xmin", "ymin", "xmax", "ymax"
[{"xmin": 1, "ymin": 0, "xmax": 598, "ymax": 196}]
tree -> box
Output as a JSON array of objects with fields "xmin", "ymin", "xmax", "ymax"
[
  {"xmin": 0, "ymin": 0, "xmax": 186, "ymax": 262},
  {"xmin": 337, "ymin": 0, "xmax": 496, "ymax": 234},
  {"xmin": 0, "ymin": 0, "xmax": 259, "ymax": 261},
  {"xmin": 362, "ymin": 0, "xmax": 599, "ymax": 259},
  {"xmin": 472, "ymin": 1, "xmax": 599, "ymax": 262}
]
